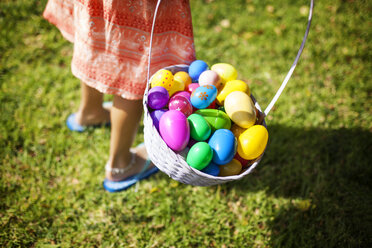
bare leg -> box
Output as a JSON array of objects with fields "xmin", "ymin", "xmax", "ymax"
[
  {"xmin": 75, "ymin": 82, "xmax": 110, "ymax": 125},
  {"xmin": 106, "ymin": 95, "xmax": 153, "ymax": 181}
]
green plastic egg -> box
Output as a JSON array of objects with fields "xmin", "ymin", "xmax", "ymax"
[
  {"xmin": 186, "ymin": 142, "xmax": 213, "ymax": 170},
  {"xmin": 194, "ymin": 109, "xmax": 231, "ymax": 131},
  {"xmin": 187, "ymin": 114, "xmax": 212, "ymax": 141}
]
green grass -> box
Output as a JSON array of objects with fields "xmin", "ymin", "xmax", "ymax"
[{"xmin": 1, "ymin": 0, "xmax": 371, "ymax": 247}]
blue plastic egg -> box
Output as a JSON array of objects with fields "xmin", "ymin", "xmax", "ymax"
[
  {"xmin": 188, "ymin": 60, "xmax": 209, "ymax": 82},
  {"xmin": 208, "ymin": 129, "xmax": 237, "ymax": 165},
  {"xmin": 201, "ymin": 162, "xmax": 220, "ymax": 176},
  {"xmin": 190, "ymin": 85, "xmax": 217, "ymax": 109}
]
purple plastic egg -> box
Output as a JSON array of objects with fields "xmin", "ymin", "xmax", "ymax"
[
  {"xmin": 148, "ymin": 86, "xmax": 169, "ymax": 109},
  {"xmin": 172, "ymin": 91, "xmax": 191, "ymax": 102},
  {"xmin": 159, "ymin": 110, "xmax": 190, "ymax": 151},
  {"xmin": 169, "ymin": 95, "xmax": 193, "ymax": 117},
  {"xmin": 150, "ymin": 109, "xmax": 167, "ymax": 131}
]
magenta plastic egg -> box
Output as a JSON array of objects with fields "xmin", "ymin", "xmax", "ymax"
[
  {"xmin": 186, "ymin": 83, "xmax": 200, "ymax": 95},
  {"xmin": 150, "ymin": 109, "xmax": 167, "ymax": 131},
  {"xmin": 159, "ymin": 110, "xmax": 190, "ymax": 151},
  {"xmin": 168, "ymin": 95, "xmax": 193, "ymax": 117},
  {"xmin": 190, "ymin": 85, "xmax": 218, "ymax": 109},
  {"xmin": 172, "ymin": 91, "xmax": 191, "ymax": 102},
  {"xmin": 147, "ymin": 86, "xmax": 169, "ymax": 109}
]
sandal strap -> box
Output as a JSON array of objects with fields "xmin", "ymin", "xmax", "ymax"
[
  {"xmin": 136, "ymin": 159, "xmax": 152, "ymax": 176},
  {"xmin": 105, "ymin": 153, "xmax": 135, "ymax": 175}
]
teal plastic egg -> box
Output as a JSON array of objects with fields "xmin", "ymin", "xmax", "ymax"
[
  {"xmin": 186, "ymin": 142, "xmax": 213, "ymax": 170},
  {"xmin": 190, "ymin": 85, "xmax": 218, "ymax": 109},
  {"xmin": 187, "ymin": 114, "xmax": 211, "ymax": 141}
]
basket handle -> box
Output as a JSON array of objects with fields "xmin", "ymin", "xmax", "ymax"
[{"xmin": 145, "ymin": 0, "xmax": 314, "ymax": 117}]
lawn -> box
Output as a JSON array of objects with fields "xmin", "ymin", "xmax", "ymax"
[{"xmin": 1, "ymin": 0, "xmax": 371, "ymax": 247}]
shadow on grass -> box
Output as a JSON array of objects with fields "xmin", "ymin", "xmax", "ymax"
[{"xmin": 228, "ymin": 124, "xmax": 372, "ymax": 247}]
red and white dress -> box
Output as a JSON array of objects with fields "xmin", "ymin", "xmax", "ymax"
[{"xmin": 43, "ymin": 0, "xmax": 196, "ymax": 100}]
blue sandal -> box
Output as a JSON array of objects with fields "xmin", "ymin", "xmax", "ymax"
[
  {"xmin": 103, "ymin": 145, "xmax": 159, "ymax": 193},
  {"xmin": 66, "ymin": 102, "xmax": 112, "ymax": 132}
]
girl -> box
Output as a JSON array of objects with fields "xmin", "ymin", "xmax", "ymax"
[{"xmin": 43, "ymin": 0, "xmax": 196, "ymax": 192}]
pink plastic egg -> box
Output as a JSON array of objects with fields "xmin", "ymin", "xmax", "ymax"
[
  {"xmin": 186, "ymin": 83, "xmax": 200, "ymax": 95},
  {"xmin": 172, "ymin": 91, "xmax": 191, "ymax": 102},
  {"xmin": 169, "ymin": 95, "xmax": 193, "ymax": 117},
  {"xmin": 159, "ymin": 110, "xmax": 190, "ymax": 151}
]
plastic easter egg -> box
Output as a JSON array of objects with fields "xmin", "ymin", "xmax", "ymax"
[
  {"xmin": 148, "ymin": 86, "xmax": 169, "ymax": 109},
  {"xmin": 150, "ymin": 109, "xmax": 167, "ymax": 131},
  {"xmin": 217, "ymin": 105, "xmax": 226, "ymax": 112},
  {"xmin": 187, "ymin": 138, "xmax": 198, "ymax": 148},
  {"xmin": 150, "ymin": 70, "xmax": 174, "ymax": 93},
  {"xmin": 169, "ymin": 95, "xmax": 193, "ymax": 117},
  {"xmin": 159, "ymin": 110, "xmax": 190, "ymax": 152},
  {"xmin": 219, "ymin": 159, "xmax": 242, "ymax": 177},
  {"xmin": 173, "ymin": 91, "xmax": 191, "ymax": 102},
  {"xmin": 169, "ymin": 72, "xmax": 189, "ymax": 96},
  {"xmin": 201, "ymin": 162, "xmax": 220, "ymax": 176},
  {"xmin": 190, "ymin": 85, "xmax": 218, "ymax": 109},
  {"xmin": 198, "ymin": 70, "xmax": 221, "ymax": 88},
  {"xmin": 237, "ymin": 125, "xmax": 268, "ymax": 160},
  {"xmin": 208, "ymin": 129, "xmax": 237, "ymax": 165},
  {"xmin": 230, "ymin": 124, "xmax": 246, "ymax": 139},
  {"xmin": 195, "ymin": 109, "xmax": 231, "ymax": 131},
  {"xmin": 186, "ymin": 142, "xmax": 213, "ymax": 170},
  {"xmin": 186, "ymin": 83, "xmax": 200, "ymax": 95},
  {"xmin": 187, "ymin": 114, "xmax": 211, "ymax": 141},
  {"xmin": 211, "ymin": 63, "xmax": 237, "ymax": 85},
  {"xmin": 224, "ymin": 91, "xmax": 256, "ymax": 129},
  {"xmin": 233, "ymin": 152, "xmax": 249, "ymax": 167},
  {"xmin": 174, "ymin": 71, "xmax": 192, "ymax": 89},
  {"xmin": 206, "ymin": 100, "xmax": 216, "ymax": 110},
  {"xmin": 216, "ymin": 80, "xmax": 250, "ymax": 105},
  {"xmin": 188, "ymin": 60, "xmax": 209, "ymax": 82}
]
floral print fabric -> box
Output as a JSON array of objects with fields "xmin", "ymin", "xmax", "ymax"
[{"xmin": 44, "ymin": 0, "xmax": 195, "ymax": 99}]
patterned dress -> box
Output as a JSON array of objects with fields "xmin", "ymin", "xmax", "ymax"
[{"xmin": 43, "ymin": 0, "xmax": 196, "ymax": 99}]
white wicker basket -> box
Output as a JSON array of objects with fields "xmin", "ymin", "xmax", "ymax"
[
  {"xmin": 143, "ymin": 65, "xmax": 267, "ymax": 186},
  {"xmin": 142, "ymin": 0, "xmax": 313, "ymax": 186}
]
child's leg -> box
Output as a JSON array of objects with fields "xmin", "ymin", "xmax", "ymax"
[
  {"xmin": 106, "ymin": 95, "xmax": 153, "ymax": 181},
  {"xmin": 75, "ymin": 81, "xmax": 110, "ymax": 125}
]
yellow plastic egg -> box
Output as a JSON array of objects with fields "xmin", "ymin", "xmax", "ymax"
[
  {"xmin": 224, "ymin": 91, "xmax": 256, "ymax": 129},
  {"xmin": 230, "ymin": 124, "xmax": 246, "ymax": 139},
  {"xmin": 211, "ymin": 63, "xmax": 238, "ymax": 85},
  {"xmin": 172, "ymin": 71, "xmax": 191, "ymax": 96},
  {"xmin": 219, "ymin": 159, "xmax": 242, "ymax": 177},
  {"xmin": 237, "ymin": 125, "xmax": 268, "ymax": 160},
  {"xmin": 150, "ymin": 70, "xmax": 175, "ymax": 93},
  {"xmin": 216, "ymin": 80, "xmax": 250, "ymax": 105}
]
